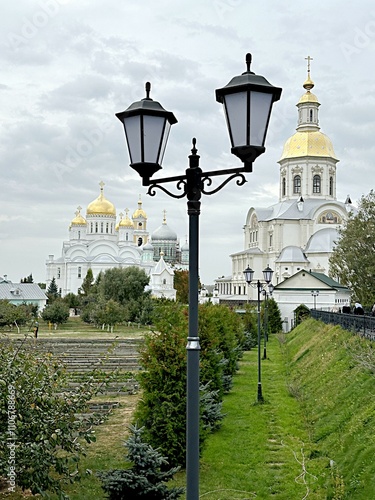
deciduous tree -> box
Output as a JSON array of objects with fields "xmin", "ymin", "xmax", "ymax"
[{"xmin": 329, "ymin": 190, "xmax": 375, "ymax": 306}]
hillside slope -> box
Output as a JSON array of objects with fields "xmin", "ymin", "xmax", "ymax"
[{"xmin": 286, "ymin": 319, "xmax": 375, "ymax": 499}]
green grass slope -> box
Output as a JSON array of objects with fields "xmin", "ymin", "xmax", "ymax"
[{"xmin": 285, "ymin": 318, "xmax": 375, "ymax": 499}]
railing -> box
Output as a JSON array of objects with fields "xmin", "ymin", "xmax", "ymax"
[{"xmin": 311, "ymin": 310, "xmax": 375, "ymax": 341}]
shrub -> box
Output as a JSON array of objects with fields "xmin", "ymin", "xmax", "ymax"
[{"xmin": 97, "ymin": 424, "xmax": 184, "ymax": 499}]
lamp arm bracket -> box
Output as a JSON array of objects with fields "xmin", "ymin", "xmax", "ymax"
[
  {"xmin": 201, "ymin": 171, "xmax": 247, "ymax": 196},
  {"xmin": 147, "ymin": 179, "xmax": 187, "ymax": 199}
]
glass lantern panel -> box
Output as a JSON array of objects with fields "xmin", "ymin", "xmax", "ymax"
[
  {"xmin": 159, "ymin": 121, "xmax": 171, "ymax": 165},
  {"xmin": 250, "ymin": 91, "xmax": 273, "ymax": 147},
  {"xmin": 123, "ymin": 115, "xmax": 141, "ymax": 164},
  {"xmin": 224, "ymin": 92, "xmax": 247, "ymax": 147},
  {"xmin": 143, "ymin": 115, "xmax": 166, "ymax": 163}
]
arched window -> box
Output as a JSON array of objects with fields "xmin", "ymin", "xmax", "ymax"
[
  {"xmin": 95, "ymin": 222, "xmax": 98, "ymax": 233},
  {"xmin": 78, "ymin": 267, "xmax": 81, "ymax": 278},
  {"xmin": 90, "ymin": 222, "xmax": 93, "ymax": 233},
  {"xmin": 78, "ymin": 231, "xmax": 80, "ymax": 240},
  {"xmin": 138, "ymin": 237, "xmax": 142, "ymax": 246},
  {"xmin": 282, "ymin": 177, "xmax": 286, "ymax": 196},
  {"xmin": 100, "ymin": 222, "xmax": 104, "ymax": 233},
  {"xmin": 309, "ymin": 109, "xmax": 313, "ymax": 122},
  {"xmin": 313, "ymin": 175, "xmax": 321, "ymax": 193},
  {"xmin": 106, "ymin": 222, "xmax": 109, "ymax": 233},
  {"xmin": 329, "ymin": 176, "xmax": 333, "ymax": 195},
  {"xmin": 293, "ymin": 175, "xmax": 301, "ymax": 194}
]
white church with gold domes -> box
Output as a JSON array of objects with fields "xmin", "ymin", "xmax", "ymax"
[
  {"xmin": 46, "ymin": 181, "xmax": 188, "ymax": 299},
  {"xmin": 217, "ymin": 63, "xmax": 354, "ymax": 304}
]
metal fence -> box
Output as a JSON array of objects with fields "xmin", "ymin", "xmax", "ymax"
[{"xmin": 311, "ymin": 310, "xmax": 375, "ymax": 341}]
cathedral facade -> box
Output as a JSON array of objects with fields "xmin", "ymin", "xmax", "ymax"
[
  {"xmin": 46, "ymin": 182, "xmax": 187, "ymax": 298},
  {"xmin": 217, "ymin": 66, "xmax": 353, "ymax": 303}
]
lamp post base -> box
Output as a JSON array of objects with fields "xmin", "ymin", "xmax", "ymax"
[{"xmin": 257, "ymin": 383, "xmax": 263, "ymax": 402}]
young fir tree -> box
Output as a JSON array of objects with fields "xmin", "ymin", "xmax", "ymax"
[
  {"xmin": 46, "ymin": 276, "xmax": 59, "ymax": 302},
  {"xmin": 97, "ymin": 424, "xmax": 184, "ymax": 499}
]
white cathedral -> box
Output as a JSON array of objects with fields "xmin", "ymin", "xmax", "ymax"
[
  {"xmin": 46, "ymin": 183, "xmax": 189, "ymax": 300},
  {"xmin": 217, "ymin": 65, "xmax": 353, "ymax": 303}
]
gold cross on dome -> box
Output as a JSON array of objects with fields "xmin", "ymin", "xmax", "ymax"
[
  {"xmin": 99, "ymin": 180, "xmax": 105, "ymax": 191},
  {"xmin": 305, "ymin": 55, "xmax": 313, "ymax": 75},
  {"xmin": 77, "ymin": 205, "xmax": 82, "ymax": 213},
  {"xmin": 163, "ymin": 209, "xmax": 167, "ymax": 223}
]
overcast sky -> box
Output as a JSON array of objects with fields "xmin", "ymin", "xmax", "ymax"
[{"xmin": 1, "ymin": 0, "xmax": 375, "ymax": 285}]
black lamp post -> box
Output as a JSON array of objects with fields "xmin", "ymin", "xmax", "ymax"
[
  {"xmin": 262, "ymin": 289, "xmax": 268, "ymax": 359},
  {"xmin": 116, "ymin": 54, "xmax": 281, "ymax": 500},
  {"xmin": 243, "ymin": 265, "xmax": 274, "ymax": 402},
  {"xmin": 311, "ymin": 290, "xmax": 319, "ymax": 309}
]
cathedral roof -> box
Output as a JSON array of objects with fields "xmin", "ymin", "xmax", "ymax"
[
  {"xmin": 132, "ymin": 196, "xmax": 147, "ymax": 219},
  {"xmin": 152, "ymin": 213, "xmax": 177, "ymax": 241},
  {"xmin": 119, "ymin": 211, "xmax": 134, "ymax": 228},
  {"xmin": 275, "ymin": 246, "xmax": 309, "ymax": 263},
  {"xmin": 254, "ymin": 199, "xmax": 348, "ymax": 222},
  {"xmin": 152, "ymin": 252, "xmax": 174, "ymax": 275},
  {"xmin": 87, "ymin": 182, "xmax": 116, "ymax": 216},
  {"xmin": 70, "ymin": 207, "xmax": 86, "ymax": 226},
  {"xmin": 279, "ymin": 131, "xmax": 337, "ymax": 161},
  {"xmin": 304, "ymin": 227, "xmax": 339, "ymax": 253}
]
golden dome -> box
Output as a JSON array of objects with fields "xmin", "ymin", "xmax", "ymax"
[
  {"xmin": 279, "ymin": 131, "xmax": 338, "ymax": 161},
  {"xmin": 132, "ymin": 196, "xmax": 147, "ymax": 219},
  {"xmin": 120, "ymin": 208, "xmax": 134, "ymax": 228},
  {"xmin": 298, "ymin": 91, "xmax": 319, "ymax": 104},
  {"xmin": 87, "ymin": 181, "xmax": 116, "ymax": 216},
  {"xmin": 70, "ymin": 207, "xmax": 87, "ymax": 227}
]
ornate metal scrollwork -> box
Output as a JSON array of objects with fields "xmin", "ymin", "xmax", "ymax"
[
  {"xmin": 201, "ymin": 172, "xmax": 247, "ymax": 196},
  {"xmin": 147, "ymin": 179, "xmax": 187, "ymax": 199}
]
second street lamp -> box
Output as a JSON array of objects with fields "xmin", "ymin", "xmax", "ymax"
[
  {"xmin": 243, "ymin": 265, "xmax": 274, "ymax": 402},
  {"xmin": 116, "ymin": 54, "xmax": 282, "ymax": 500}
]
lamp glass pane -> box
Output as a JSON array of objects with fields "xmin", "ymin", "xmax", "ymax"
[
  {"xmin": 224, "ymin": 92, "xmax": 247, "ymax": 147},
  {"xmin": 250, "ymin": 91, "xmax": 273, "ymax": 146},
  {"xmin": 123, "ymin": 115, "xmax": 141, "ymax": 163},
  {"xmin": 143, "ymin": 115, "xmax": 166, "ymax": 163},
  {"xmin": 159, "ymin": 121, "xmax": 171, "ymax": 164}
]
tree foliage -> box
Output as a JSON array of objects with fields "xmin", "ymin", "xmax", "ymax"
[
  {"xmin": 20, "ymin": 274, "xmax": 33, "ymax": 283},
  {"xmin": 266, "ymin": 298, "xmax": 283, "ymax": 334},
  {"xmin": 41, "ymin": 299, "xmax": 70, "ymax": 326},
  {"xmin": 134, "ymin": 301, "xmax": 243, "ymax": 467},
  {"xmin": 97, "ymin": 424, "xmax": 184, "ymax": 499},
  {"xmin": 78, "ymin": 268, "xmax": 94, "ymax": 296},
  {"xmin": 80, "ymin": 267, "xmax": 153, "ymax": 327},
  {"xmin": 329, "ymin": 190, "xmax": 375, "ymax": 306},
  {"xmin": 173, "ymin": 270, "xmax": 189, "ymax": 303},
  {"xmin": 0, "ymin": 301, "xmax": 37, "ymax": 330},
  {"xmin": 99, "ymin": 267, "xmax": 149, "ymax": 305},
  {"xmin": 0, "ymin": 336, "xmax": 110, "ymax": 498},
  {"xmin": 46, "ymin": 277, "xmax": 59, "ymax": 303}
]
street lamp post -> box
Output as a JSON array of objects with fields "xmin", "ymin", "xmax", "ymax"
[
  {"xmin": 116, "ymin": 54, "xmax": 281, "ymax": 500},
  {"xmin": 243, "ymin": 265, "xmax": 274, "ymax": 402},
  {"xmin": 311, "ymin": 290, "xmax": 319, "ymax": 309},
  {"xmin": 262, "ymin": 289, "xmax": 268, "ymax": 359}
]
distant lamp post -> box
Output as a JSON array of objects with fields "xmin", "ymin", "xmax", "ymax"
[
  {"xmin": 243, "ymin": 265, "xmax": 274, "ymax": 401},
  {"xmin": 117, "ymin": 54, "xmax": 281, "ymax": 500},
  {"xmin": 311, "ymin": 290, "xmax": 319, "ymax": 309},
  {"xmin": 262, "ymin": 289, "xmax": 269, "ymax": 359}
]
